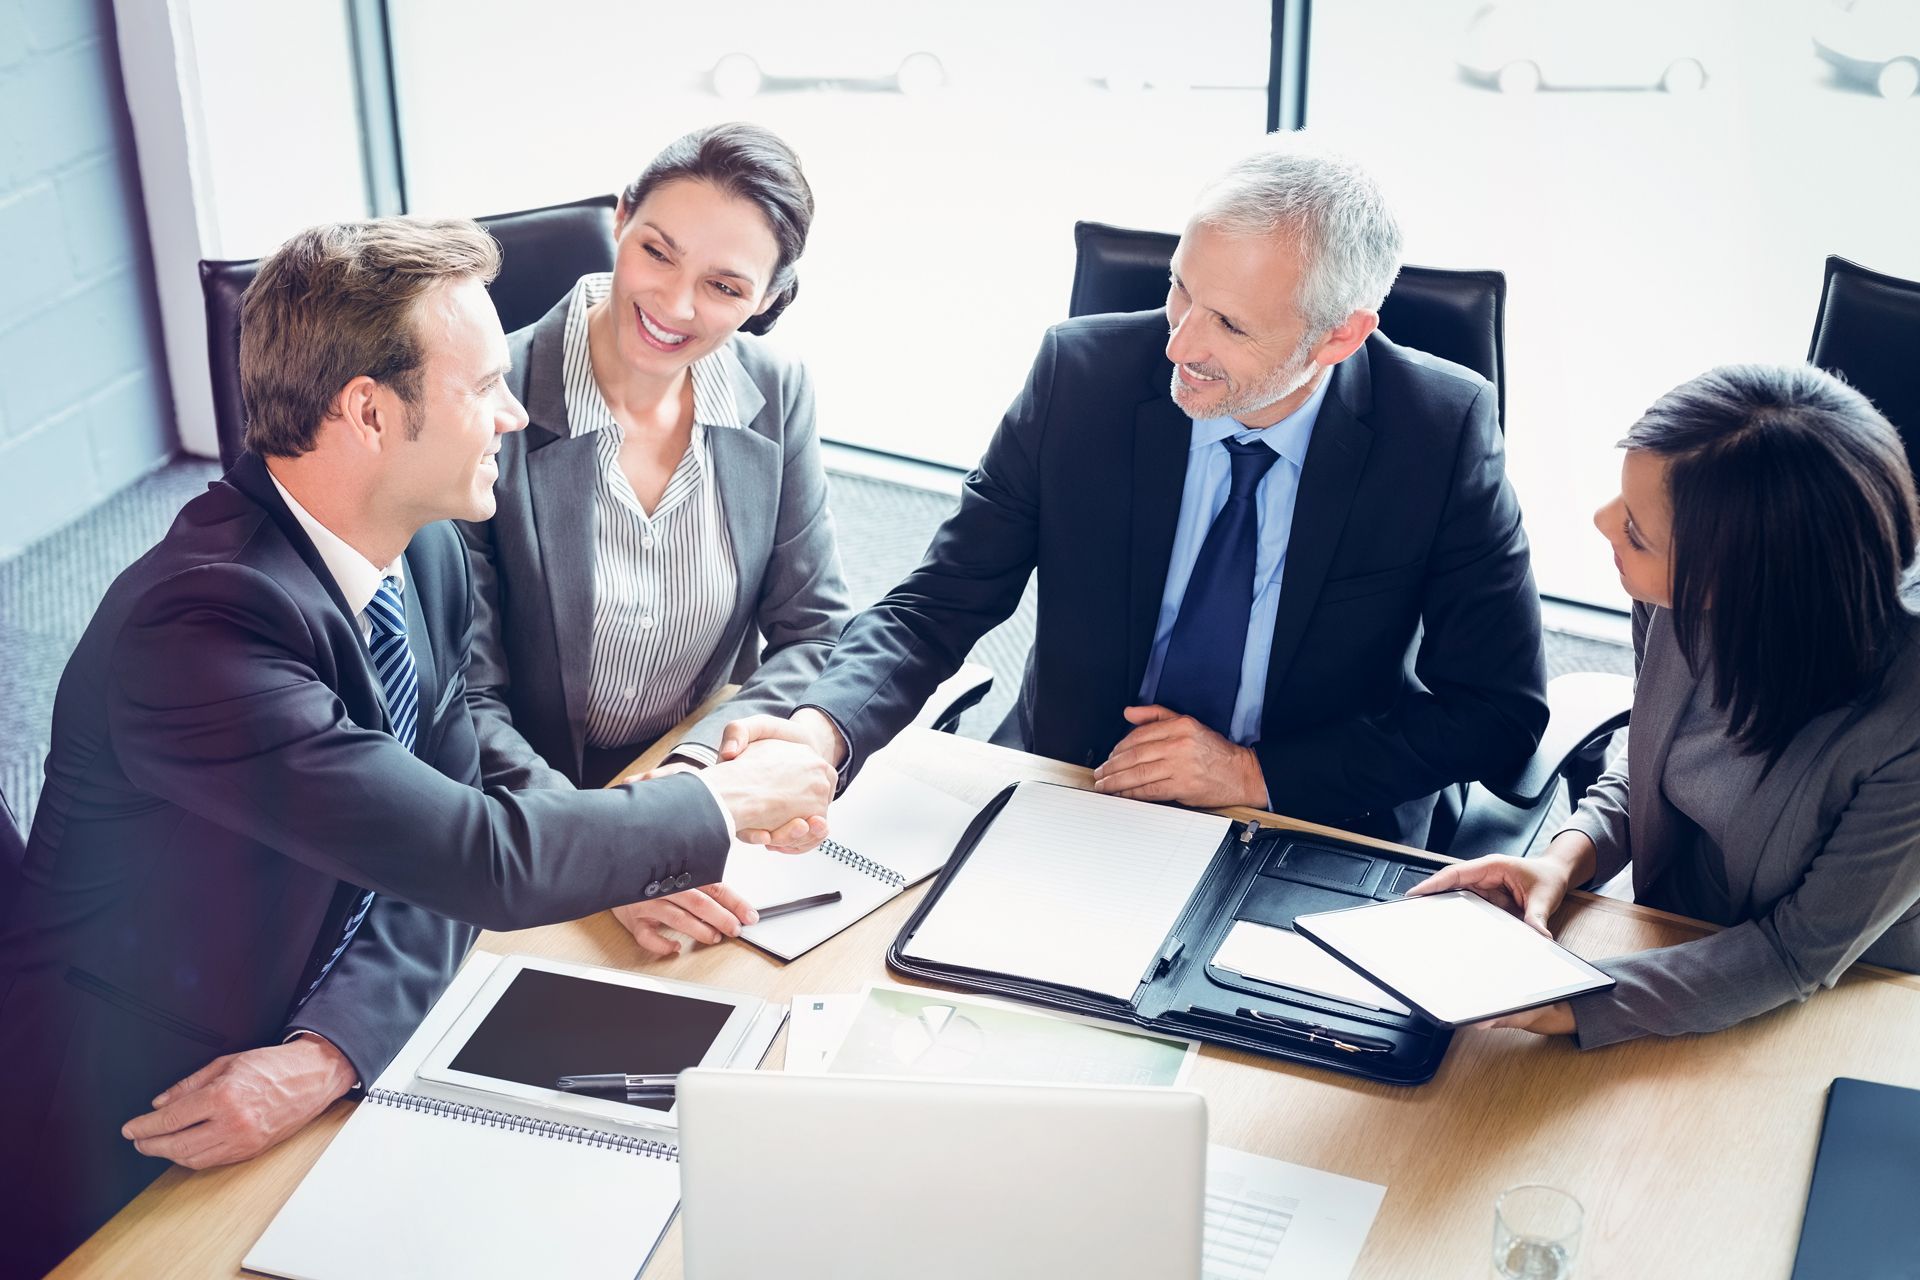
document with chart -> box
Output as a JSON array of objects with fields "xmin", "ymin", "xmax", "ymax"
[{"xmin": 1202, "ymin": 1144, "xmax": 1385, "ymax": 1280}]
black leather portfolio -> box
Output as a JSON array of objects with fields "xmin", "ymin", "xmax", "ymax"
[
  {"xmin": 887, "ymin": 781, "xmax": 1454, "ymax": 1085},
  {"xmin": 1790, "ymin": 1076, "xmax": 1920, "ymax": 1280}
]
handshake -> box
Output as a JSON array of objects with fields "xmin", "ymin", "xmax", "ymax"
[{"xmin": 698, "ymin": 709, "xmax": 849, "ymax": 852}]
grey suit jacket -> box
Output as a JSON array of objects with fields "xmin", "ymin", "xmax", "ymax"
[
  {"xmin": 1565, "ymin": 597, "xmax": 1920, "ymax": 1047},
  {"xmin": 461, "ymin": 291, "xmax": 850, "ymax": 791}
]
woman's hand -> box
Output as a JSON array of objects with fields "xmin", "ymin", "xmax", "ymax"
[
  {"xmin": 1479, "ymin": 1002, "xmax": 1576, "ymax": 1036},
  {"xmin": 1407, "ymin": 853, "xmax": 1574, "ymax": 938}
]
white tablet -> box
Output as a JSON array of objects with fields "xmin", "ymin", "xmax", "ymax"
[
  {"xmin": 415, "ymin": 955, "xmax": 762, "ymax": 1128},
  {"xmin": 1292, "ymin": 890, "xmax": 1615, "ymax": 1027}
]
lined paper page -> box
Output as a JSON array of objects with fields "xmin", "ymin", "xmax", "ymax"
[
  {"xmin": 903, "ymin": 784, "xmax": 1231, "ymax": 1001},
  {"xmin": 728, "ymin": 759, "xmax": 979, "ymax": 960}
]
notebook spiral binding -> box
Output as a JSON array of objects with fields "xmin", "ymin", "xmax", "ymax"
[
  {"xmin": 365, "ymin": 1089, "xmax": 679, "ymax": 1161},
  {"xmin": 820, "ymin": 838, "xmax": 906, "ymax": 888}
]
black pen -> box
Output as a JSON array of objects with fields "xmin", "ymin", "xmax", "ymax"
[
  {"xmin": 753, "ymin": 890, "xmax": 843, "ymax": 921},
  {"xmin": 1241, "ymin": 1008, "xmax": 1395, "ymax": 1054},
  {"xmin": 556, "ymin": 1072, "xmax": 678, "ymax": 1096}
]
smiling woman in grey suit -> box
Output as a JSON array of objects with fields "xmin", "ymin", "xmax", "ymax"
[
  {"xmin": 1416, "ymin": 362, "xmax": 1920, "ymax": 1045},
  {"xmin": 462, "ymin": 124, "xmax": 850, "ymax": 957}
]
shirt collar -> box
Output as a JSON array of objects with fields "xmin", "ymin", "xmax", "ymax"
[
  {"xmin": 1187, "ymin": 367, "xmax": 1332, "ymax": 470},
  {"xmin": 561, "ymin": 273, "xmax": 745, "ymax": 438},
  {"xmin": 267, "ymin": 469, "xmax": 403, "ymax": 618}
]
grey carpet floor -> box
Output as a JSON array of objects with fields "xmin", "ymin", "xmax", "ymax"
[{"xmin": 0, "ymin": 457, "xmax": 1629, "ymax": 835}]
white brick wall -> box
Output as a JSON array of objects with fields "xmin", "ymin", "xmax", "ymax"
[{"xmin": 0, "ymin": 0, "xmax": 175, "ymax": 561}]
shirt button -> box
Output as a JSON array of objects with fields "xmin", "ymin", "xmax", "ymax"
[
  {"xmin": 644, "ymin": 881, "xmax": 661, "ymax": 897},
  {"xmin": 622, "ymin": 684, "xmax": 637, "ymax": 700},
  {"xmin": 642, "ymin": 536, "xmax": 656, "ymax": 551},
  {"xmin": 640, "ymin": 614, "xmax": 655, "ymax": 630}
]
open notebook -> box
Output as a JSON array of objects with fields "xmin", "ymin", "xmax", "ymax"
[
  {"xmin": 244, "ymin": 952, "xmax": 784, "ymax": 1280},
  {"xmin": 726, "ymin": 755, "xmax": 980, "ymax": 961}
]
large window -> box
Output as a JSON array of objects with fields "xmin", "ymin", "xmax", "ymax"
[
  {"xmin": 1308, "ymin": 0, "xmax": 1920, "ymax": 606},
  {"xmin": 386, "ymin": 0, "xmax": 1272, "ymax": 470}
]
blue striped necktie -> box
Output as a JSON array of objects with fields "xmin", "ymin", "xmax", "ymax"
[
  {"xmin": 1153, "ymin": 437, "xmax": 1280, "ymax": 737},
  {"xmin": 298, "ymin": 576, "xmax": 417, "ymax": 1006}
]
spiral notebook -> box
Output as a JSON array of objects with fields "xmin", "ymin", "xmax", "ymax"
[
  {"xmin": 727, "ymin": 755, "xmax": 980, "ymax": 961},
  {"xmin": 244, "ymin": 951, "xmax": 783, "ymax": 1280}
]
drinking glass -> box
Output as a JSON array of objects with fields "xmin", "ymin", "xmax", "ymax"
[{"xmin": 1492, "ymin": 1183, "xmax": 1582, "ymax": 1279}]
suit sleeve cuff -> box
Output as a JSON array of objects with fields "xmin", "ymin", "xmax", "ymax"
[
  {"xmin": 667, "ymin": 742, "xmax": 719, "ymax": 768},
  {"xmin": 796, "ymin": 702, "xmax": 856, "ymax": 795},
  {"xmin": 282, "ymin": 1028, "xmax": 364, "ymax": 1092},
  {"xmin": 689, "ymin": 767, "xmax": 735, "ymax": 833}
]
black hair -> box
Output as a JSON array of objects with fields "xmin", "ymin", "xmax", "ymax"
[
  {"xmin": 619, "ymin": 122, "xmax": 813, "ymax": 335},
  {"xmin": 1622, "ymin": 362, "xmax": 1919, "ymax": 761}
]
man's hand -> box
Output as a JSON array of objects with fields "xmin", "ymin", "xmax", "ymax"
[
  {"xmin": 120, "ymin": 1036, "xmax": 355, "ymax": 1170},
  {"xmin": 719, "ymin": 709, "xmax": 847, "ymax": 770},
  {"xmin": 613, "ymin": 883, "xmax": 760, "ymax": 958},
  {"xmin": 1092, "ymin": 705, "xmax": 1269, "ymax": 808},
  {"xmin": 703, "ymin": 736, "xmax": 835, "ymax": 852}
]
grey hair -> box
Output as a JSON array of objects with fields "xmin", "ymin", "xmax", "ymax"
[{"xmin": 1192, "ymin": 132, "xmax": 1403, "ymax": 336}]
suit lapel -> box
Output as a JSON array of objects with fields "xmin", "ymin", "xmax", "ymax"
[
  {"xmin": 517, "ymin": 298, "xmax": 599, "ymax": 766},
  {"xmin": 1262, "ymin": 353, "xmax": 1375, "ymax": 710},
  {"xmin": 1626, "ymin": 609, "xmax": 1694, "ymax": 896},
  {"xmin": 699, "ymin": 423, "xmax": 778, "ymax": 692},
  {"xmin": 223, "ymin": 454, "xmax": 390, "ymax": 736},
  {"xmin": 1127, "ymin": 395, "xmax": 1193, "ymax": 693}
]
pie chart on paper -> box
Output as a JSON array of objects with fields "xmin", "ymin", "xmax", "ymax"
[{"xmin": 888, "ymin": 1004, "xmax": 985, "ymax": 1073}]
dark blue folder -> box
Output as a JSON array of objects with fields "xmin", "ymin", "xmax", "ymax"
[{"xmin": 1790, "ymin": 1077, "xmax": 1920, "ymax": 1280}]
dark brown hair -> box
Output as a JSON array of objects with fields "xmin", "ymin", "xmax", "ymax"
[
  {"xmin": 240, "ymin": 217, "xmax": 501, "ymax": 456},
  {"xmin": 619, "ymin": 123, "xmax": 813, "ymax": 335},
  {"xmin": 1623, "ymin": 362, "xmax": 1919, "ymax": 760}
]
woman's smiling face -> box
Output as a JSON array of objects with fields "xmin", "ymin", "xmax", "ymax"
[{"xmin": 605, "ymin": 177, "xmax": 780, "ymax": 377}]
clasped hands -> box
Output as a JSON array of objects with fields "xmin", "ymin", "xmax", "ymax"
[
  {"xmin": 612, "ymin": 709, "xmax": 847, "ymax": 957},
  {"xmin": 1092, "ymin": 705, "xmax": 1270, "ymax": 809}
]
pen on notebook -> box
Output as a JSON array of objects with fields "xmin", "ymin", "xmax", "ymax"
[
  {"xmin": 753, "ymin": 890, "xmax": 843, "ymax": 921},
  {"xmin": 1241, "ymin": 1008, "xmax": 1394, "ymax": 1054},
  {"xmin": 555, "ymin": 1073, "xmax": 679, "ymax": 1095}
]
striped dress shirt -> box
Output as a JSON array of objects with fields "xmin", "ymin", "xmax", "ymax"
[{"xmin": 562, "ymin": 274, "xmax": 741, "ymax": 753}]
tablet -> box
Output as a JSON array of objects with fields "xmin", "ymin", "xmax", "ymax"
[
  {"xmin": 1292, "ymin": 890, "xmax": 1615, "ymax": 1027},
  {"xmin": 416, "ymin": 955, "xmax": 762, "ymax": 1128}
]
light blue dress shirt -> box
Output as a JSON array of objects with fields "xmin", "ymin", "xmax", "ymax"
[{"xmin": 1138, "ymin": 373, "xmax": 1331, "ymax": 745}]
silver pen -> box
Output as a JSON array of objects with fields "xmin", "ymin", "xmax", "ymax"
[{"xmin": 555, "ymin": 1072, "xmax": 679, "ymax": 1094}]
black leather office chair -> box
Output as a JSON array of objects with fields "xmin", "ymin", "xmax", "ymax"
[
  {"xmin": 198, "ymin": 194, "xmax": 619, "ymax": 469},
  {"xmin": 1808, "ymin": 254, "xmax": 1920, "ymax": 483},
  {"xmin": 1067, "ymin": 221, "xmax": 1509, "ymax": 427},
  {"xmin": 1067, "ymin": 220, "xmax": 1628, "ymax": 856},
  {"xmin": 1, "ymin": 782, "xmax": 25, "ymax": 869}
]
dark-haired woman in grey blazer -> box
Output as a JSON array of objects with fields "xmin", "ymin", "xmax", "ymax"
[
  {"xmin": 462, "ymin": 124, "xmax": 849, "ymax": 958},
  {"xmin": 1417, "ymin": 362, "xmax": 1920, "ymax": 1046}
]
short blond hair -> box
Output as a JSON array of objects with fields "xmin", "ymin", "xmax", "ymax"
[{"xmin": 239, "ymin": 217, "xmax": 501, "ymax": 456}]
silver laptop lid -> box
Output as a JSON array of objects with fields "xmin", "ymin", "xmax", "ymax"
[{"xmin": 677, "ymin": 1070, "xmax": 1207, "ymax": 1280}]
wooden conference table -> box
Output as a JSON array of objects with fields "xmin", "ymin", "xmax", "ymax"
[{"xmin": 53, "ymin": 722, "xmax": 1920, "ymax": 1279}]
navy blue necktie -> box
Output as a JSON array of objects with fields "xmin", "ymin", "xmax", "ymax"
[
  {"xmin": 1153, "ymin": 437, "xmax": 1280, "ymax": 737},
  {"xmin": 299, "ymin": 577, "xmax": 417, "ymax": 1005}
]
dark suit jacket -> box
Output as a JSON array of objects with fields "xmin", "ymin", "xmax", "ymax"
[
  {"xmin": 460, "ymin": 293, "xmax": 850, "ymax": 790},
  {"xmin": 805, "ymin": 310, "xmax": 1549, "ymax": 846},
  {"xmin": 0, "ymin": 453, "xmax": 728, "ymax": 1274}
]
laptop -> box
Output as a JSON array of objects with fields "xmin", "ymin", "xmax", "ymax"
[{"xmin": 677, "ymin": 1070, "xmax": 1208, "ymax": 1280}]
